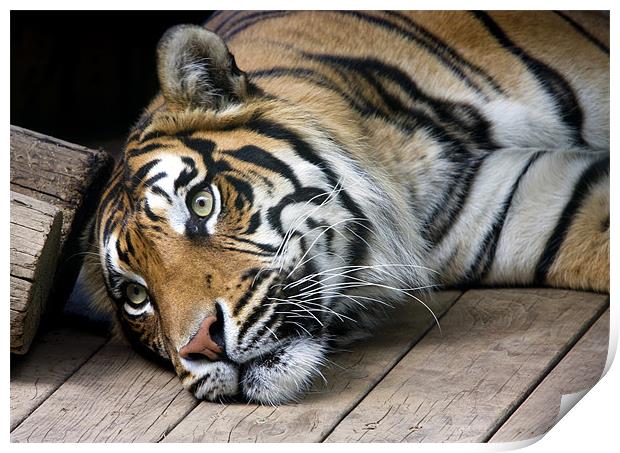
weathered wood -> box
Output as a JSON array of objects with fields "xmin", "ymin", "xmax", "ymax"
[
  {"xmin": 11, "ymin": 291, "xmax": 460, "ymax": 443},
  {"xmin": 10, "ymin": 338, "xmax": 199, "ymax": 443},
  {"xmin": 10, "ymin": 191, "xmax": 63, "ymax": 354},
  {"xmin": 324, "ymin": 289, "xmax": 608, "ymax": 443},
  {"xmin": 162, "ymin": 291, "xmax": 461, "ymax": 443},
  {"xmin": 490, "ymin": 309, "xmax": 609, "ymax": 442},
  {"xmin": 10, "ymin": 325, "xmax": 108, "ymax": 430},
  {"xmin": 10, "ymin": 125, "xmax": 113, "ymax": 314}
]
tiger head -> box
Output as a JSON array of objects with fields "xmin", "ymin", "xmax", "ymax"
[{"xmin": 83, "ymin": 25, "xmax": 429, "ymax": 405}]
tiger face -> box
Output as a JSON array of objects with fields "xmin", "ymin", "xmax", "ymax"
[
  {"xmin": 85, "ymin": 25, "xmax": 429, "ymax": 405},
  {"xmin": 85, "ymin": 12, "xmax": 609, "ymax": 406}
]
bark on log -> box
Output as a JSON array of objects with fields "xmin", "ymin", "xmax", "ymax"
[
  {"xmin": 10, "ymin": 126, "xmax": 113, "ymax": 353},
  {"xmin": 10, "ymin": 192, "xmax": 63, "ymax": 354}
]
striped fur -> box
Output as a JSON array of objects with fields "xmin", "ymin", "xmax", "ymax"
[{"xmin": 82, "ymin": 11, "xmax": 609, "ymax": 404}]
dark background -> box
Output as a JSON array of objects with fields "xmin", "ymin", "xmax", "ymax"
[
  {"xmin": 11, "ymin": 11, "xmax": 213, "ymax": 156},
  {"xmin": 11, "ymin": 11, "xmax": 213, "ymax": 328}
]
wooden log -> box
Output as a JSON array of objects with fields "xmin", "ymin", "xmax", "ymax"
[
  {"xmin": 10, "ymin": 126, "xmax": 113, "ymax": 352},
  {"xmin": 10, "ymin": 192, "xmax": 63, "ymax": 354}
]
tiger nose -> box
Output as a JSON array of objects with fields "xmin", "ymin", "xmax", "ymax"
[{"xmin": 179, "ymin": 315, "xmax": 223, "ymax": 361}]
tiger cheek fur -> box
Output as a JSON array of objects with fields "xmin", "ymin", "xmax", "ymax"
[{"xmin": 83, "ymin": 12, "xmax": 608, "ymax": 405}]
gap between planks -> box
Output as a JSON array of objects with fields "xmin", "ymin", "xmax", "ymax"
[
  {"xmin": 489, "ymin": 308, "xmax": 609, "ymax": 442},
  {"xmin": 161, "ymin": 291, "xmax": 462, "ymax": 443},
  {"xmin": 323, "ymin": 289, "xmax": 608, "ymax": 443},
  {"xmin": 10, "ymin": 325, "xmax": 109, "ymax": 431},
  {"xmin": 10, "ymin": 291, "xmax": 461, "ymax": 442},
  {"xmin": 10, "ymin": 289, "xmax": 608, "ymax": 443}
]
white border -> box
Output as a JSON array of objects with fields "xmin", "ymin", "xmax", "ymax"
[{"xmin": 4, "ymin": 2, "xmax": 617, "ymax": 451}]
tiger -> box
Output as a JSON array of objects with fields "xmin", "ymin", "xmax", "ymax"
[{"xmin": 82, "ymin": 11, "xmax": 609, "ymax": 405}]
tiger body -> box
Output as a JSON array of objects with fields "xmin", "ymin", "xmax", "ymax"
[{"xmin": 85, "ymin": 11, "xmax": 609, "ymax": 404}]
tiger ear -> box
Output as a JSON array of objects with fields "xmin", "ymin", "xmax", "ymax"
[{"xmin": 156, "ymin": 24, "xmax": 249, "ymax": 110}]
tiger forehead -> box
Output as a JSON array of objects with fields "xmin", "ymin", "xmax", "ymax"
[{"xmin": 124, "ymin": 126, "xmax": 289, "ymax": 173}]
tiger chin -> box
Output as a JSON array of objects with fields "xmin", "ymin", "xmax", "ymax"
[{"xmin": 82, "ymin": 12, "xmax": 609, "ymax": 405}]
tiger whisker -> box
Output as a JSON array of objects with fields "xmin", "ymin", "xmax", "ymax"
[
  {"xmin": 295, "ymin": 279, "xmax": 442, "ymax": 333},
  {"xmin": 268, "ymin": 297, "xmax": 324, "ymax": 327},
  {"xmin": 286, "ymin": 217, "xmax": 372, "ymax": 278},
  {"xmin": 274, "ymin": 180, "xmax": 345, "ymax": 273},
  {"xmin": 285, "ymin": 263, "xmax": 439, "ymax": 292}
]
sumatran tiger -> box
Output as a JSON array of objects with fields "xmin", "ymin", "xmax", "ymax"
[{"xmin": 82, "ymin": 11, "xmax": 609, "ymax": 405}]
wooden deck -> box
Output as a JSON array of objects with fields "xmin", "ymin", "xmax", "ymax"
[{"xmin": 10, "ymin": 288, "xmax": 609, "ymax": 443}]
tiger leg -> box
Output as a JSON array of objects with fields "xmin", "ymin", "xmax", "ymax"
[
  {"xmin": 534, "ymin": 157, "xmax": 609, "ymax": 292},
  {"xmin": 482, "ymin": 150, "xmax": 609, "ymax": 293},
  {"xmin": 433, "ymin": 147, "xmax": 610, "ymax": 293}
]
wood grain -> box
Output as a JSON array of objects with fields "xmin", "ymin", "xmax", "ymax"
[
  {"xmin": 10, "ymin": 126, "xmax": 111, "ymax": 243},
  {"xmin": 10, "ymin": 191, "xmax": 63, "ymax": 354},
  {"xmin": 324, "ymin": 289, "xmax": 608, "ymax": 443},
  {"xmin": 490, "ymin": 309, "xmax": 609, "ymax": 442},
  {"xmin": 10, "ymin": 326, "xmax": 108, "ymax": 430},
  {"xmin": 11, "ymin": 291, "xmax": 459, "ymax": 443},
  {"xmin": 10, "ymin": 338, "xmax": 199, "ymax": 443},
  {"xmin": 162, "ymin": 291, "xmax": 461, "ymax": 442},
  {"xmin": 10, "ymin": 125, "xmax": 113, "ymax": 311}
]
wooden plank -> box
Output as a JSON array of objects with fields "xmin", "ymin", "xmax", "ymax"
[
  {"xmin": 162, "ymin": 291, "xmax": 461, "ymax": 442},
  {"xmin": 11, "ymin": 291, "xmax": 459, "ymax": 443},
  {"xmin": 10, "ymin": 125, "xmax": 113, "ymax": 311},
  {"xmin": 490, "ymin": 309, "xmax": 609, "ymax": 442},
  {"xmin": 324, "ymin": 289, "xmax": 608, "ymax": 443},
  {"xmin": 10, "ymin": 325, "xmax": 108, "ymax": 430},
  {"xmin": 10, "ymin": 191, "xmax": 63, "ymax": 353},
  {"xmin": 10, "ymin": 338, "xmax": 199, "ymax": 443}
]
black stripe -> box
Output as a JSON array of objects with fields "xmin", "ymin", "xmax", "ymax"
[
  {"xmin": 233, "ymin": 270, "xmax": 272, "ymax": 316},
  {"xmin": 244, "ymin": 309, "xmax": 281, "ymax": 348},
  {"xmin": 554, "ymin": 11, "xmax": 609, "ymax": 55},
  {"xmin": 180, "ymin": 137, "xmax": 232, "ymax": 177},
  {"xmin": 138, "ymin": 130, "xmax": 166, "ymax": 145},
  {"xmin": 205, "ymin": 11, "xmax": 243, "ymax": 34},
  {"xmin": 423, "ymin": 154, "xmax": 487, "ymax": 247},
  {"xmin": 237, "ymin": 301, "xmax": 273, "ymax": 344},
  {"xmin": 115, "ymin": 238, "xmax": 130, "ymax": 267},
  {"xmin": 228, "ymin": 144, "xmax": 302, "ymax": 190},
  {"xmin": 204, "ymin": 10, "xmax": 226, "ymax": 30},
  {"xmin": 221, "ymin": 235, "xmax": 278, "ymax": 254},
  {"xmin": 174, "ymin": 157, "xmax": 199, "ymax": 194},
  {"xmin": 246, "ymin": 118, "xmax": 371, "ymax": 266},
  {"xmin": 306, "ymin": 218, "xmax": 336, "ymax": 259},
  {"xmin": 220, "ymin": 245, "xmax": 274, "ymax": 258},
  {"xmin": 150, "ymin": 186, "xmax": 172, "ymax": 204},
  {"xmin": 465, "ymin": 151, "xmax": 544, "ymax": 283},
  {"xmin": 337, "ymin": 11, "xmax": 490, "ymax": 97},
  {"xmin": 143, "ymin": 171, "xmax": 167, "ymax": 189},
  {"xmin": 222, "ymin": 174, "xmax": 254, "ymax": 208},
  {"xmin": 249, "ymin": 66, "xmax": 381, "ymax": 121},
  {"xmin": 473, "ymin": 11, "xmax": 587, "ymax": 147},
  {"xmin": 303, "ymin": 52, "xmax": 496, "ymax": 150},
  {"xmin": 244, "ymin": 212, "xmax": 262, "ymax": 235},
  {"xmin": 124, "ymin": 231, "xmax": 135, "ymax": 256},
  {"xmin": 534, "ymin": 156, "xmax": 609, "ymax": 285},
  {"xmin": 129, "ymin": 143, "xmax": 171, "ymax": 159},
  {"xmin": 143, "ymin": 199, "xmax": 164, "ymax": 222},
  {"xmin": 222, "ymin": 11, "xmax": 294, "ymax": 41},
  {"xmin": 129, "ymin": 159, "xmax": 161, "ymax": 192},
  {"xmin": 266, "ymin": 187, "xmax": 329, "ymax": 235},
  {"xmin": 98, "ymin": 166, "xmax": 124, "ymax": 221},
  {"xmin": 383, "ymin": 11, "xmax": 505, "ymax": 95}
]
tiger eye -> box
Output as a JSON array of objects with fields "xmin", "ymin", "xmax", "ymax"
[
  {"xmin": 190, "ymin": 190, "xmax": 214, "ymax": 217},
  {"xmin": 126, "ymin": 283, "xmax": 148, "ymax": 306}
]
